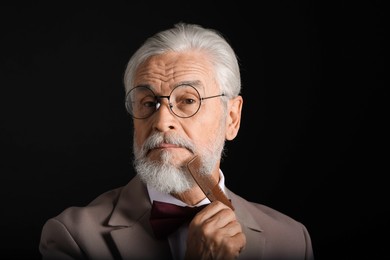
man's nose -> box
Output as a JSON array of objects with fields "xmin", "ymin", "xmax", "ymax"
[
  {"xmin": 155, "ymin": 96, "xmax": 173, "ymax": 114},
  {"xmin": 152, "ymin": 98, "xmax": 176, "ymax": 131},
  {"xmin": 155, "ymin": 96, "xmax": 172, "ymax": 111}
]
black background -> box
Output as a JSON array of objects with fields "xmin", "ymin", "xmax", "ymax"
[{"xmin": 0, "ymin": 1, "xmax": 386, "ymax": 259}]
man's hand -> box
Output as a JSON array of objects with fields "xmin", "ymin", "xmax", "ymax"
[{"xmin": 185, "ymin": 201, "xmax": 246, "ymax": 260}]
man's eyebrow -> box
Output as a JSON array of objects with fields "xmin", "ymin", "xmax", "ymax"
[
  {"xmin": 134, "ymin": 84, "xmax": 153, "ymax": 89},
  {"xmin": 175, "ymin": 80, "xmax": 203, "ymax": 89},
  {"xmin": 133, "ymin": 80, "xmax": 204, "ymax": 91}
]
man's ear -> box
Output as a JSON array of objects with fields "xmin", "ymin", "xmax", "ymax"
[{"xmin": 225, "ymin": 95, "xmax": 243, "ymax": 140}]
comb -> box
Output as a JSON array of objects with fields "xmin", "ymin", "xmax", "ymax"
[{"xmin": 186, "ymin": 155, "xmax": 234, "ymax": 210}]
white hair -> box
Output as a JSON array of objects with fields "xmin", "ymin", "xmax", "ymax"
[{"xmin": 123, "ymin": 22, "xmax": 241, "ymax": 100}]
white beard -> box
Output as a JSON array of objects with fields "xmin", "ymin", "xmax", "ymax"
[{"xmin": 133, "ymin": 130, "xmax": 225, "ymax": 194}]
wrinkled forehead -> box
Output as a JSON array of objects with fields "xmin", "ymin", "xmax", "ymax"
[{"xmin": 133, "ymin": 51, "xmax": 218, "ymax": 94}]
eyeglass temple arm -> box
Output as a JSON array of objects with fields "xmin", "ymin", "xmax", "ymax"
[{"xmin": 201, "ymin": 93, "xmax": 225, "ymax": 101}]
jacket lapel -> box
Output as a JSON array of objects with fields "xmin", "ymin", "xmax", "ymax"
[
  {"xmin": 227, "ymin": 189, "xmax": 266, "ymax": 259},
  {"xmin": 107, "ymin": 175, "xmax": 173, "ymax": 259}
]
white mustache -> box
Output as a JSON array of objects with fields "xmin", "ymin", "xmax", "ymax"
[{"xmin": 142, "ymin": 132, "xmax": 195, "ymax": 154}]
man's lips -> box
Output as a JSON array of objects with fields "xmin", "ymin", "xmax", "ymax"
[
  {"xmin": 147, "ymin": 143, "xmax": 182, "ymax": 154},
  {"xmin": 156, "ymin": 143, "xmax": 180, "ymax": 149}
]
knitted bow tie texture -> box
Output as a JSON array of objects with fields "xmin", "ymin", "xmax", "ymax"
[{"xmin": 149, "ymin": 200, "xmax": 207, "ymax": 239}]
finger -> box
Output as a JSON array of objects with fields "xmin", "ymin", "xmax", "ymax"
[
  {"xmin": 194, "ymin": 201, "xmax": 233, "ymax": 223},
  {"xmin": 201, "ymin": 230, "xmax": 246, "ymax": 260},
  {"xmin": 215, "ymin": 233, "xmax": 246, "ymax": 260},
  {"xmin": 212, "ymin": 219, "xmax": 243, "ymax": 237}
]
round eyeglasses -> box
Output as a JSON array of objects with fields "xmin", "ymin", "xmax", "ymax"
[{"xmin": 125, "ymin": 84, "xmax": 225, "ymax": 119}]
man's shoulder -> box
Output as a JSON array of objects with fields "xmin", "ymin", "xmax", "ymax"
[
  {"xmin": 227, "ymin": 191, "xmax": 314, "ymax": 259},
  {"xmin": 50, "ymin": 175, "xmax": 147, "ymax": 225},
  {"xmin": 228, "ymin": 189, "xmax": 305, "ymax": 228},
  {"xmin": 52, "ymin": 185, "xmax": 125, "ymax": 224}
]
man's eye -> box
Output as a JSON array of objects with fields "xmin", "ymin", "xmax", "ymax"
[
  {"xmin": 184, "ymin": 98, "xmax": 196, "ymax": 104},
  {"xmin": 143, "ymin": 101, "xmax": 156, "ymax": 108}
]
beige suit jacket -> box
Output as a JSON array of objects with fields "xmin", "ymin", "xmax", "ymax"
[{"xmin": 39, "ymin": 175, "xmax": 314, "ymax": 260}]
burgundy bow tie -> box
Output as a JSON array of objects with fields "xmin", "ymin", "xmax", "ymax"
[{"xmin": 149, "ymin": 200, "xmax": 207, "ymax": 239}]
